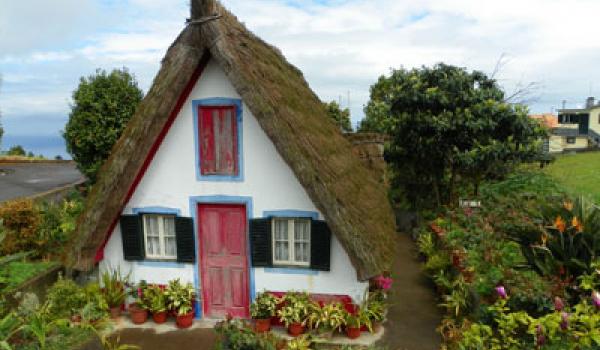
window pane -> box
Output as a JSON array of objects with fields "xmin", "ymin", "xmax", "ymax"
[
  {"xmin": 294, "ymin": 242, "xmax": 309, "ymax": 263},
  {"xmin": 163, "ymin": 216, "xmax": 175, "ymax": 236},
  {"xmin": 274, "ymin": 219, "xmax": 288, "ymax": 241},
  {"xmin": 146, "ymin": 216, "xmax": 159, "ymax": 236},
  {"xmin": 275, "ymin": 241, "xmax": 289, "ymax": 261},
  {"xmin": 165, "ymin": 237, "xmax": 177, "ymax": 257},
  {"xmin": 294, "ymin": 219, "xmax": 309, "ymax": 241},
  {"xmin": 148, "ymin": 236, "xmax": 160, "ymax": 256}
]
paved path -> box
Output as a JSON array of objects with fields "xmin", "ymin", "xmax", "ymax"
[
  {"xmin": 0, "ymin": 162, "xmax": 83, "ymax": 202},
  {"xmin": 379, "ymin": 232, "xmax": 442, "ymax": 350}
]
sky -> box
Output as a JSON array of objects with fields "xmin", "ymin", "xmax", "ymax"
[{"xmin": 1, "ymin": 0, "xmax": 600, "ymax": 158}]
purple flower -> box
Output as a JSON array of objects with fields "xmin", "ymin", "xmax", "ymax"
[
  {"xmin": 536, "ymin": 325, "xmax": 546, "ymax": 346},
  {"xmin": 593, "ymin": 291, "xmax": 600, "ymax": 309},
  {"xmin": 537, "ymin": 334, "xmax": 546, "ymax": 347},
  {"xmin": 495, "ymin": 285, "xmax": 507, "ymax": 299},
  {"xmin": 560, "ymin": 312, "xmax": 569, "ymax": 330},
  {"xmin": 554, "ymin": 296, "xmax": 565, "ymax": 311}
]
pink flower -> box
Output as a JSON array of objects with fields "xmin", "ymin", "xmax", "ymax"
[
  {"xmin": 536, "ymin": 325, "xmax": 546, "ymax": 346},
  {"xmin": 593, "ymin": 291, "xmax": 600, "ymax": 309},
  {"xmin": 374, "ymin": 276, "xmax": 393, "ymax": 290},
  {"xmin": 495, "ymin": 285, "xmax": 507, "ymax": 299},
  {"xmin": 554, "ymin": 296, "xmax": 564, "ymax": 311},
  {"xmin": 560, "ymin": 312, "xmax": 569, "ymax": 330}
]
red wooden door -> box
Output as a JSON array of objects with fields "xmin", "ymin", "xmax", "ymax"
[{"xmin": 198, "ymin": 204, "xmax": 249, "ymax": 318}]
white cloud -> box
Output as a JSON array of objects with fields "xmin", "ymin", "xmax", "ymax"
[{"xmin": 2, "ymin": 0, "xmax": 600, "ymax": 142}]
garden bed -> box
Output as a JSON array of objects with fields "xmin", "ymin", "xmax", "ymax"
[{"xmin": 416, "ymin": 170, "xmax": 600, "ymax": 349}]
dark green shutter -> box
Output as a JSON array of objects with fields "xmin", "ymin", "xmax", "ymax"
[
  {"xmin": 120, "ymin": 215, "xmax": 144, "ymax": 261},
  {"xmin": 250, "ymin": 218, "xmax": 272, "ymax": 267},
  {"xmin": 175, "ymin": 217, "xmax": 196, "ymax": 263},
  {"xmin": 310, "ymin": 220, "xmax": 331, "ymax": 271}
]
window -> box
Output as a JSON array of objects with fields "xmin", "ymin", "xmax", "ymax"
[
  {"xmin": 142, "ymin": 214, "xmax": 177, "ymax": 259},
  {"xmin": 566, "ymin": 136, "xmax": 576, "ymax": 144},
  {"xmin": 199, "ymin": 106, "xmax": 238, "ymax": 176},
  {"xmin": 272, "ymin": 218, "xmax": 311, "ymax": 266}
]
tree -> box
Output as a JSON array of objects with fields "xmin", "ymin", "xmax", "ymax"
[
  {"xmin": 7, "ymin": 145, "xmax": 26, "ymax": 156},
  {"xmin": 373, "ymin": 64, "xmax": 545, "ymax": 208},
  {"xmin": 323, "ymin": 101, "xmax": 352, "ymax": 132},
  {"xmin": 64, "ymin": 68, "xmax": 143, "ymax": 183}
]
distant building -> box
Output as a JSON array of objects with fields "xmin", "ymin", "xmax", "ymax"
[{"xmin": 531, "ymin": 97, "xmax": 600, "ymax": 153}]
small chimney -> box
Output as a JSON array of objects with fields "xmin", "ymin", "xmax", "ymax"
[{"xmin": 586, "ymin": 97, "xmax": 595, "ymax": 109}]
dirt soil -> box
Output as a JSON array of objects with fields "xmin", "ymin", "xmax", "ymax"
[
  {"xmin": 378, "ymin": 232, "xmax": 443, "ymax": 350},
  {"xmin": 115, "ymin": 328, "xmax": 218, "ymax": 349}
]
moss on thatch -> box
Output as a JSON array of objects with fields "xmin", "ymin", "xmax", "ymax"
[{"xmin": 71, "ymin": 0, "xmax": 396, "ymax": 280}]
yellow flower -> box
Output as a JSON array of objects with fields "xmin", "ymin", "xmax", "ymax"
[
  {"xmin": 564, "ymin": 201, "xmax": 574, "ymax": 211},
  {"xmin": 572, "ymin": 216, "xmax": 584, "ymax": 233},
  {"xmin": 554, "ymin": 216, "xmax": 566, "ymax": 233}
]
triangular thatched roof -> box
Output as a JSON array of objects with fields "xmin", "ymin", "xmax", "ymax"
[{"xmin": 70, "ymin": 0, "xmax": 396, "ymax": 281}]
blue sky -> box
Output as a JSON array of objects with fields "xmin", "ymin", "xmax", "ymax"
[{"xmin": 1, "ymin": 0, "xmax": 600, "ymax": 158}]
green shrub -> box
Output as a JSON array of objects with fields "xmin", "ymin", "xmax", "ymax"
[
  {"xmin": 46, "ymin": 276, "xmax": 87, "ymax": 318},
  {"xmin": 214, "ymin": 319, "xmax": 281, "ymax": 350}
]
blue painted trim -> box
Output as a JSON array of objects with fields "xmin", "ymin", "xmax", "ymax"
[
  {"xmin": 262, "ymin": 210, "xmax": 319, "ymax": 220},
  {"xmin": 136, "ymin": 261, "xmax": 187, "ymax": 269},
  {"xmin": 188, "ymin": 195, "xmax": 255, "ymax": 319},
  {"xmin": 264, "ymin": 267, "xmax": 319, "ymax": 276},
  {"xmin": 132, "ymin": 206, "xmax": 181, "ymax": 216},
  {"xmin": 192, "ymin": 98, "xmax": 244, "ymax": 182}
]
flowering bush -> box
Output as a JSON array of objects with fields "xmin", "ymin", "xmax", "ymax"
[{"xmin": 458, "ymin": 287, "xmax": 600, "ymax": 349}]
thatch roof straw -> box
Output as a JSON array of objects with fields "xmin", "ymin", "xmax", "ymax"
[{"xmin": 70, "ymin": 0, "xmax": 396, "ymax": 281}]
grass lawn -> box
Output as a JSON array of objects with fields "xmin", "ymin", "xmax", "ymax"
[
  {"xmin": 1, "ymin": 260, "xmax": 59, "ymax": 291},
  {"xmin": 543, "ymin": 151, "xmax": 600, "ymax": 203}
]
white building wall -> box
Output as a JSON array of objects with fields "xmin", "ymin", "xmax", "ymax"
[{"xmin": 100, "ymin": 60, "xmax": 368, "ymax": 306}]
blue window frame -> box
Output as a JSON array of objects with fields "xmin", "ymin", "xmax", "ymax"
[{"xmin": 192, "ymin": 98, "xmax": 244, "ymax": 182}]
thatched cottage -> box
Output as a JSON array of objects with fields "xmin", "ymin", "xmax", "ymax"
[{"xmin": 71, "ymin": 0, "xmax": 395, "ymax": 319}]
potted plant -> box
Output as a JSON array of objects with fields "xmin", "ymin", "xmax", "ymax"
[
  {"xmin": 165, "ymin": 279, "xmax": 196, "ymax": 328},
  {"xmin": 306, "ymin": 302, "xmax": 345, "ymax": 338},
  {"xmin": 101, "ymin": 270, "xmax": 128, "ymax": 319},
  {"xmin": 128, "ymin": 281, "xmax": 149, "ymax": 324},
  {"xmin": 344, "ymin": 309, "xmax": 371, "ymax": 339},
  {"xmin": 277, "ymin": 292, "xmax": 310, "ymax": 337},
  {"xmin": 363, "ymin": 298, "xmax": 385, "ymax": 333},
  {"xmin": 250, "ymin": 292, "xmax": 278, "ymax": 332},
  {"xmin": 146, "ymin": 285, "xmax": 168, "ymax": 324}
]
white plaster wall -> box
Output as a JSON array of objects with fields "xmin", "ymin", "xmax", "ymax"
[{"xmin": 101, "ymin": 60, "xmax": 368, "ymax": 303}]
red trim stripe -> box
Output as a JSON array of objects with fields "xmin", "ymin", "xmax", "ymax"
[{"xmin": 94, "ymin": 54, "xmax": 211, "ymax": 263}]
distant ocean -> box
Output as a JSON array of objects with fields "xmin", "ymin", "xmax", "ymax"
[{"xmin": 1, "ymin": 134, "xmax": 70, "ymax": 159}]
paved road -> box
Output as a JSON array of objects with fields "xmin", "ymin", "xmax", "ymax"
[{"xmin": 0, "ymin": 162, "xmax": 84, "ymax": 202}]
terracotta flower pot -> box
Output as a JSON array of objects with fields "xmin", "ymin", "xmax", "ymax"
[
  {"xmin": 346, "ymin": 326, "xmax": 361, "ymax": 339},
  {"xmin": 152, "ymin": 311, "xmax": 168, "ymax": 324},
  {"xmin": 109, "ymin": 306, "xmax": 122, "ymax": 319},
  {"xmin": 255, "ymin": 318, "xmax": 271, "ymax": 333},
  {"xmin": 129, "ymin": 306, "xmax": 148, "ymax": 325},
  {"xmin": 372, "ymin": 321, "xmax": 382, "ymax": 333},
  {"xmin": 176, "ymin": 311, "xmax": 194, "ymax": 329},
  {"xmin": 288, "ymin": 322, "xmax": 305, "ymax": 337}
]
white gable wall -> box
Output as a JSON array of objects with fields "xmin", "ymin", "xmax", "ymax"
[{"xmin": 101, "ymin": 60, "xmax": 368, "ymax": 307}]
